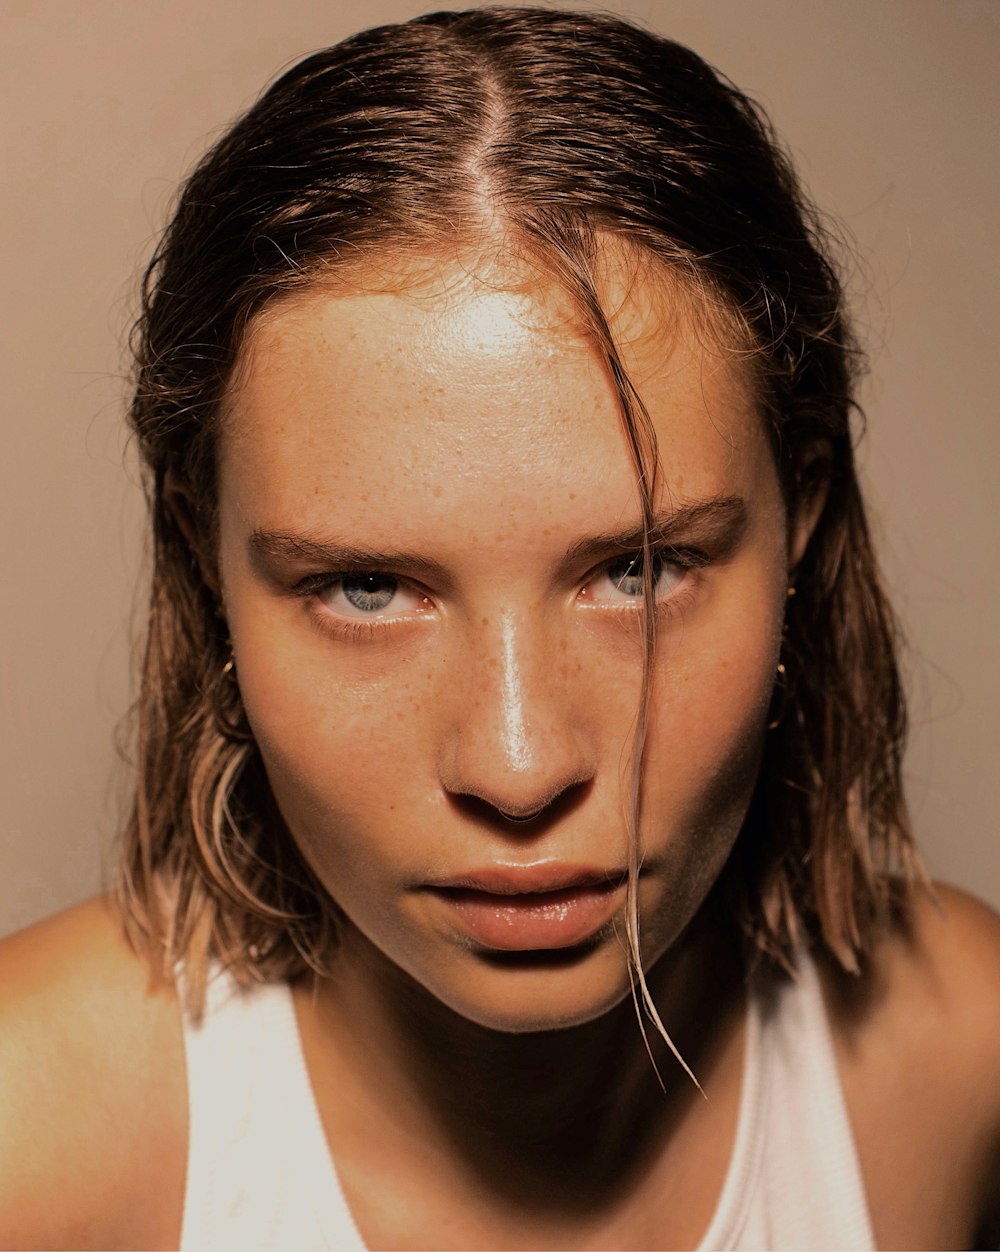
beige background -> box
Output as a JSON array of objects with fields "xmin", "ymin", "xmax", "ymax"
[{"xmin": 2, "ymin": 0, "xmax": 997, "ymax": 936}]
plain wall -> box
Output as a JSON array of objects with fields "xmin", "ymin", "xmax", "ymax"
[{"xmin": 2, "ymin": 0, "xmax": 998, "ymax": 936}]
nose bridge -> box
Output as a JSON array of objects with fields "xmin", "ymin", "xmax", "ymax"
[
  {"xmin": 497, "ymin": 609, "xmax": 532, "ymax": 776},
  {"xmin": 442, "ymin": 606, "xmax": 592, "ymax": 814}
]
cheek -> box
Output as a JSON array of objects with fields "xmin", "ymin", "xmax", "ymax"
[
  {"xmin": 640, "ymin": 575, "xmax": 783, "ymax": 892},
  {"xmin": 642, "ymin": 662, "xmax": 770, "ymax": 864},
  {"xmin": 235, "ymin": 638, "xmax": 438, "ymax": 854},
  {"xmin": 660, "ymin": 582, "xmax": 780, "ymax": 780},
  {"xmin": 656, "ymin": 626, "xmax": 778, "ymax": 768}
]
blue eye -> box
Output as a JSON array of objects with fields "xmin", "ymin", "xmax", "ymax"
[
  {"xmin": 606, "ymin": 552, "xmax": 663, "ymax": 598},
  {"xmin": 340, "ymin": 573, "xmax": 398, "ymax": 613},
  {"xmin": 308, "ymin": 571, "xmax": 430, "ymax": 625},
  {"xmin": 588, "ymin": 550, "xmax": 687, "ymax": 604}
]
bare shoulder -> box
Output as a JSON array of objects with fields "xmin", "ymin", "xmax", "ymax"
[
  {"xmin": 823, "ymin": 883, "xmax": 1000, "ymax": 1250},
  {"xmin": 844, "ymin": 883, "xmax": 1000, "ymax": 1083},
  {"xmin": 0, "ymin": 896, "xmax": 186, "ymax": 1251}
]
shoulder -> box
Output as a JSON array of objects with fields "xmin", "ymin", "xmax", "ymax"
[
  {"xmin": 838, "ymin": 882, "xmax": 1000, "ymax": 1081},
  {"xmin": 0, "ymin": 896, "xmax": 187, "ymax": 1251},
  {"xmin": 822, "ymin": 882, "xmax": 1000, "ymax": 1249}
]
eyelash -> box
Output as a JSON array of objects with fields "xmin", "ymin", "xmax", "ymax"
[
  {"xmin": 291, "ymin": 572, "xmax": 422, "ymax": 642},
  {"xmin": 291, "ymin": 546, "xmax": 707, "ymax": 641}
]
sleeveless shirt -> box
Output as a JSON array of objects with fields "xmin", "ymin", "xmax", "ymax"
[{"xmin": 179, "ymin": 953, "xmax": 875, "ymax": 1250}]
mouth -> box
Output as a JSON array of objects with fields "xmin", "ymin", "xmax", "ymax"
[{"xmin": 422, "ymin": 864, "xmax": 626, "ymax": 951}]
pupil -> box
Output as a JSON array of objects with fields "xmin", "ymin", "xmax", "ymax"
[
  {"xmin": 342, "ymin": 573, "xmax": 397, "ymax": 612},
  {"xmin": 610, "ymin": 552, "xmax": 662, "ymax": 596}
]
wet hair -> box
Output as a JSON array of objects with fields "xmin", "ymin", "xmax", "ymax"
[{"xmin": 117, "ymin": 6, "xmax": 920, "ymax": 1014}]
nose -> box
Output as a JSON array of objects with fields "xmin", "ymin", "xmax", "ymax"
[{"xmin": 438, "ymin": 610, "xmax": 595, "ymax": 822}]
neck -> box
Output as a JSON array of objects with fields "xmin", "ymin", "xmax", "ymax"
[{"xmin": 296, "ymin": 904, "xmax": 745, "ymax": 1217}]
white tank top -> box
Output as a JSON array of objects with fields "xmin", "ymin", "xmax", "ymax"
[{"xmin": 179, "ymin": 953, "xmax": 875, "ymax": 1251}]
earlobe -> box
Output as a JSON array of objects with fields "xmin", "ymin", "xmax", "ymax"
[{"xmin": 163, "ymin": 468, "xmax": 220, "ymax": 596}]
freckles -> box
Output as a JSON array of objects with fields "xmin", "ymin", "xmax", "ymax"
[
  {"xmin": 557, "ymin": 656, "xmax": 584, "ymax": 681},
  {"xmin": 646, "ymin": 635, "xmax": 773, "ymax": 791}
]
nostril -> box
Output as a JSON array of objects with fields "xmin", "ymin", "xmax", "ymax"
[
  {"xmin": 448, "ymin": 779, "xmax": 592, "ymax": 829},
  {"xmin": 497, "ymin": 807, "xmax": 545, "ymax": 824}
]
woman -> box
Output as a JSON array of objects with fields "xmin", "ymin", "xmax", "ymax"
[{"xmin": 1, "ymin": 8, "xmax": 998, "ymax": 1249}]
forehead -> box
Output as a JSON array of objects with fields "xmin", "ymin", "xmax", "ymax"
[{"xmin": 218, "ymin": 255, "xmax": 772, "ymax": 541}]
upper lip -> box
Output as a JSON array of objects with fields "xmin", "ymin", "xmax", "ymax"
[{"xmin": 423, "ymin": 863, "xmax": 627, "ymax": 896}]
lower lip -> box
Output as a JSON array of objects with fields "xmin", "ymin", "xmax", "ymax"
[{"xmin": 428, "ymin": 883, "xmax": 623, "ymax": 951}]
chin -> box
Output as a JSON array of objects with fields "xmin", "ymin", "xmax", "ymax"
[{"xmin": 418, "ymin": 941, "xmax": 641, "ymax": 1035}]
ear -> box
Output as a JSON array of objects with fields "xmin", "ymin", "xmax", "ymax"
[
  {"xmin": 787, "ymin": 442, "xmax": 832, "ymax": 572},
  {"xmin": 163, "ymin": 468, "xmax": 221, "ymax": 597}
]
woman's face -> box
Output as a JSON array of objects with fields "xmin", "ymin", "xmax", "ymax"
[{"xmin": 216, "ymin": 255, "xmax": 802, "ymax": 1032}]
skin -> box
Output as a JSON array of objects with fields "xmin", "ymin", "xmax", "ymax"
[
  {"xmin": 217, "ymin": 255, "xmax": 796, "ymax": 1039},
  {"xmin": 212, "ymin": 255, "xmax": 788, "ymax": 1246},
  {"xmin": 0, "ymin": 253, "xmax": 998, "ymax": 1250}
]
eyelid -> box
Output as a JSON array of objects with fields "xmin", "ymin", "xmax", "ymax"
[
  {"xmin": 596, "ymin": 542, "xmax": 709, "ymax": 578},
  {"xmin": 644, "ymin": 543, "xmax": 708, "ymax": 568},
  {"xmin": 292, "ymin": 569, "xmax": 425, "ymax": 595}
]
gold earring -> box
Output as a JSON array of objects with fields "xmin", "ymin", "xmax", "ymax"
[
  {"xmin": 767, "ymin": 665, "xmax": 788, "ymax": 731},
  {"xmin": 212, "ymin": 649, "xmax": 252, "ymax": 741},
  {"xmin": 767, "ymin": 587, "xmax": 795, "ymax": 730}
]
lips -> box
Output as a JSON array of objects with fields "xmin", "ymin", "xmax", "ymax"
[{"xmin": 423, "ymin": 864, "xmax": 626, "ymax": 951}]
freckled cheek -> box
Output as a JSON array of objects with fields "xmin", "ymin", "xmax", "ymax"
[
  {"xmin": 643, "ymin": 601, "xmax": 780, "ymax": 819},
  {"xmin": 633, "ymin": 621, "xmax": 777, "ymax": 953},
  {"xmin": 672, "ymin": 627, "xmax": 776, "ymax": 731},
  {"xmin": 236, "ymin": 649, "xmax": 441, "ymax": 848}
]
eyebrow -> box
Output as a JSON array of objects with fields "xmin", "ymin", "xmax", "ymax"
[
  {"xmin": 249, "ymin": 531, "xmax": 452, "ymax": 582},
  {"xmin": 248, "ymin": 495, "xmax": 749, "ymax": 577},
  {"xmin": 562, "ymin": 495, "xmax": 748, "ymax": 564}
]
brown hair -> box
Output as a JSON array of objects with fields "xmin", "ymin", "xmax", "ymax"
[{"xmin": 117, "ymin": 7, "xmax": 920, "ymax": 1013}]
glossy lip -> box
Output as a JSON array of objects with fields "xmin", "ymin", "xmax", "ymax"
[
  {"xmin": 424, "ymin": 862, "xmax": 627, "ymax": 896},
  {"xmin": 422, "ymin": 863, "xmax": 627, "ymax": 951}
]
